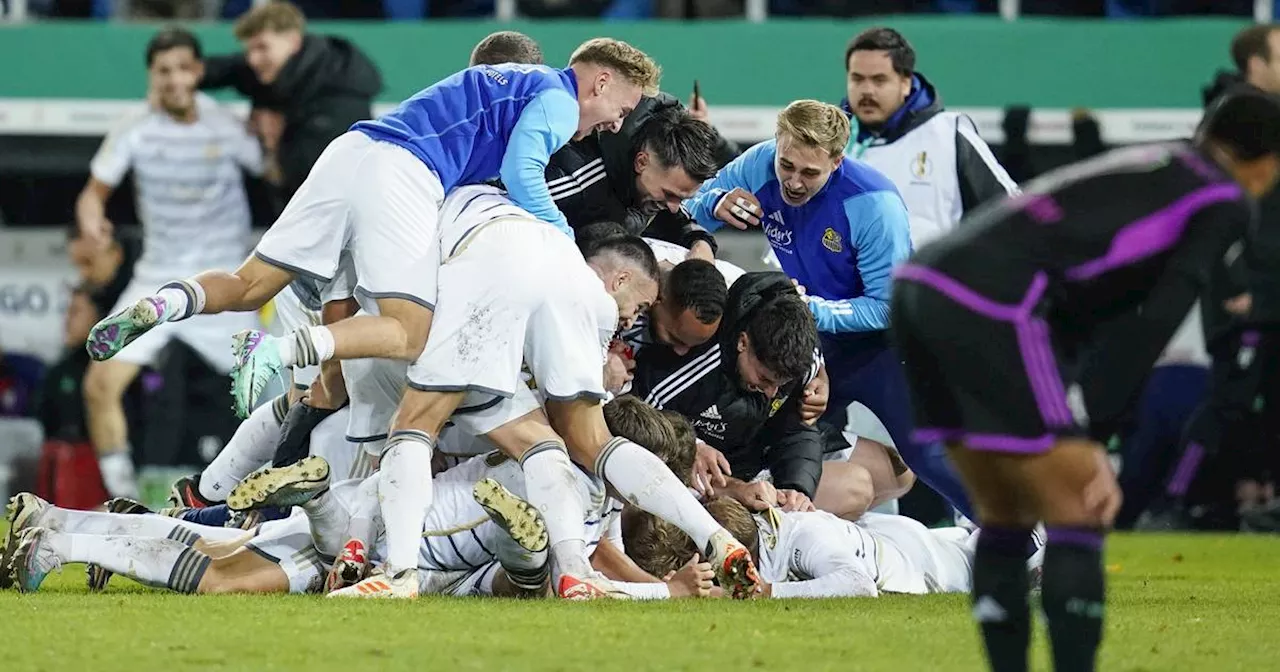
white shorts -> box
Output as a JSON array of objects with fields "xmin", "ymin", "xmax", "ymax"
[
  {"xmin": 341, "ymin": 356, "xmax": 408, "ymax": 444},
  {"xmin": 272, "ymin": 285, "xmax": 322, "ymax": 387},
  {"xmin": 254, "ymin": 131, "xmax": 443, "ymax": 309},
  {"xmin": 243, "ymin": 511, "xmax": 327, "ymax": 594},
  {"xmin": 110, "ymin": 272, "xmax": 258, "ymax": 372},
  {"xmin": 407, "ymin": 219, "xmax": 614, "ymax": 403},
  {"xmin": 448, "ymin": 385, "xmax": 542, "ymax": 438}
]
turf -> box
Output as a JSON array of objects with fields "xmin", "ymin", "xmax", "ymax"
[{"xmin": 2, "ymin": 528, "xmax": 1277, "ymax": 672}]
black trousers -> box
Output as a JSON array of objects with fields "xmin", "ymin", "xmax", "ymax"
[{"xmin": 1166, "ymin": 326, "xmax": 1280, "ymax": 525}]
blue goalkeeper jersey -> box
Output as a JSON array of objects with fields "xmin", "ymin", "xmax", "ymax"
[
  {"xmin": 684, "ymin": 139, "xmax": 913, "ymax": 333},
  {"xmin": 353, "ymin": 64, "xmax": 579, "ymax": 235}
]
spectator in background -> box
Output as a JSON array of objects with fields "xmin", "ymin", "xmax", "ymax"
[
  {"xmin": 36, "ymin": 287, "xmax": 100, "ymax": 443},
  {"xmin": 79, "ymin": 28, "xmax": 262, "ymax": 499},
  {"xmin": 200, "ymin": 1, "xmax": 383, "ymax": 205},
  {"xmin": 66, "ymin": 225, "xmax": 140, "ymax": 318},
  {"xmin": 841, "ymin": 27, "xmax": 1018, "ymax": 249},
  {"xmin": 1138, "ymin": 23, "xmax": 1280, "ymax": 529}
]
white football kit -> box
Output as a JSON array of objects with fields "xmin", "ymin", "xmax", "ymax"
[
  {"xmin": 92, "ymin": 94, "xmax": 262, "ymax": 372},
  {"xmin": 254, "ymin": 131, "xmax": 443, "ymax": 311},
  {"xmin": 407, "ymin": 184, "xmax": 617, "ymax": 436},
  {"xmin": 754, "ymin": 509, "xmax": 974, "ymax": 598}
]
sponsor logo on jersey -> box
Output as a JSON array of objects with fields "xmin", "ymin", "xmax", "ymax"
[
  {"xmin": 701, "ymin": 404, "xmax": 722, "ymax": 420},
  {"xmin": 822, "ymin": 228, "xmax": 843, "ymax": 253},
  {"xmin": 764, "ymin": 213, "xmax": 794, "ymax": 252},
  {"xmin": 481, "ymin": 67, "xmax": 509, "ymax": 86},
  {"xmin": 692, "ymin": 418, "xmax": 728, "ymax": 440}
]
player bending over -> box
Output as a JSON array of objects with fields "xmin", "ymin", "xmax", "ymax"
[{"xmin": 890, "ymin": 87, "xmax": 1280, "ymax": 671}]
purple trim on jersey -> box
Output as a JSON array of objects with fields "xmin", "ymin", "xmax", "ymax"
[
  {"xmin": 894, "ymin": 265, "xmax": 1074, "ymax": 428},
  {"xmin": 1242, "ymin": 329, "xmax": 1261, "ymax": 348},
  {"xmin": 911, "ymin": 428, "xmax": 1056, "ymax": 453},
  {"xmin": 966, "ymin": 433, "xmax": 1057, "ymax": 453},
  {"xmin": 1064, "ymin": 183, "xmax": 1243, "ymax": 281},
  {"xmin": 1045, "ymin": 527, "xmax": 1104, "ymax": 550},
  {"xmin": 1166, "ymin": 441, "xmax": 1205, "ymax": 497},
  {"xmin": 1022, "ymin": 194, "xmax": 1064, "ymax": 224}
]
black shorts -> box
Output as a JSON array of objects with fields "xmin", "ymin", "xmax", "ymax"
[{"xmin": 890, "ymin": 264, "xmax": 1084, "ymax": 454}]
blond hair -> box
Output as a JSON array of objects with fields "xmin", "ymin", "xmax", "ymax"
[
  {"xmin": 234, "ymin": 1, "xmax": 305, "ymax": 40},
  {"xmin": 569, "ymin": 38, "xmax": 661, "ymax": 96},
  {"xmin": 775, "ymin": 100, "xmax": 852, "ymax": 159}
]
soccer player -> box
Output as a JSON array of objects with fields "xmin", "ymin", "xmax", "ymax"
[
  {"xmin": 682, "ymin": 99, "xmax": 975, "ymax": 520},
  {"xmin": 77, "ymin": 28, "xmax": 264, "ymax": 498},
  {"xmin": 469, "ymin": 30, "xmax": 544, "ymax": 67},
  {"xmin": 265, "ymin": 184, "xmax": 755, "ymax": 599},
  {"xmin": 889, "ymin": 88, "xmax": 1280, "ymax": 672},
  {"xmin": 85, "ymin": 38, "xmax": 659, "ymax": 419},
  {"xmin": 629, "ymin": 497, "xmax": 983, "ymax": 598}
]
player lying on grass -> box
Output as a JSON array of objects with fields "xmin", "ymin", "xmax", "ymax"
[
  {"xmin": 239, "ymin": 395, "xmax": 709, "ymax": 598},
  {"xmin": 2, "ymin": 399, "xmax": 712, "ymax": 599},
  {"xmin": 624, "ymin": 496, "xmax": 1031, "ymax": 599}
]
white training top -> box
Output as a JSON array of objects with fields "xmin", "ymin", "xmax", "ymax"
[{"xmin": 90, "ymin": 93, "xmax": 262, "ymax": 277}]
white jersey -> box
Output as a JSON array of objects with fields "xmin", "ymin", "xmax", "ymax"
[
  {"xmin": 437, "ymin": 184, "xmax": 548, "ymax": 261},
  {"xmin": 643, "ymin": 237, "xmax": 746, "ymax": 287},
  {"xmin": 755, "ymin": 509, "xmax": 880, "ymax": 598},
  {"xmin": 756, "ymin": 510, "xmax": 974, "ymax": 598},
  {"xmin": 90, "ymin": 94, "xmax": 261, "ymax": 277}
]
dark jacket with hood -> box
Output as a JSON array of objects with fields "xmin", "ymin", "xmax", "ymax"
[
  {"xmin": 627, "ymin": 272, "xmax": 824, "ymax": 499},
  {"xmin": 545, "ymin": 92, "xmax": 737, "ymax": 251},
  {"xmin": 841, "ymin": 73, "xmax": 1017, "ymax": 229},
  {"xmin": 1201, "ymin": 72, "xmax": 1280, "ymax": 342},
  {"xmin": 202, "ymin": 35, "xmax": 383, "ymax": 201}
]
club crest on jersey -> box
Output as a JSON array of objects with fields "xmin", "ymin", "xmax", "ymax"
[
  {"xmin": 769, "ymin": 396, "xmax": 787, "ymax": 417},
  {"xmin": 822, "ymin": 228, "xmax": 843, "ymax": 253},
  {"xmin": 910, "ymin": 151, "xmax": 933, "ymax": 180}
]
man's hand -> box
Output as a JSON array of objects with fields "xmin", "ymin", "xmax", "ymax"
[
  {"xmin": 663, "ymin": 553, "xmax": 715, "ymax": 598},
  {"xmin": 249, "ymin": 108, "xmax": 286, "ymax": 153},
  {"xmin": 729, "ymin": 480, "xmax": 777, "ymax": 512},
  {"xmin": 800, "ymin": 369, "xmax": 828, "ymax": 425},
  {"xmin": 603, "ymin": 352, "xmax": 634, "ymax": 394},
  {"xmin": 776, "ymin": 489, "xmax": 815, "ymax": 512},
  {"xmin": 691, "ymin": 84, "xmax": 711, "ymax": 122},
  {"xmin": 1083, "ymin": 447, "xmax": 1123, "ymax": 527},
  {"xmin": 304, "ymin": 361, "xmax": 349, "ymax": 411},
  {"xmin": 80, "ymin": 217, "xmax": 115, "ymax": 250},
  {"xmin": 713, "ymin": 188, "xmax": 762, "ymax": 229},
  {"xmin": 686, "ymin": 240, "xmax": 715, "ymax": 262},
  {"xmin": 1225, "ymin": 293, "xmax": 1252, "ymax": 316},
  {"xmin": 693, "ymin": 441, "xmax": 732, "ymax": 496}
]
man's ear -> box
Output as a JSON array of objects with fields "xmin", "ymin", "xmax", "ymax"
[{"xmin": 737, "ymin": 331, "xmax": 749, "ymax": 353}]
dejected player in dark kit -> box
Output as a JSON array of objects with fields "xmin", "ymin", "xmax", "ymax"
[{"xmin": 890, "ymin": 87, "xmax": 1280, "ymax": 672}]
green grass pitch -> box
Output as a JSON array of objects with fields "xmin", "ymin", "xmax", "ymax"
[{"xmin": 2, "ymin": 526, "xmax": 1277, "ymax": 671}]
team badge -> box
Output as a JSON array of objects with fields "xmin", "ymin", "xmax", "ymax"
[
  {"xmin": 822, "ymin": 228, "xmax": 842, "ymax": 253},
  {"xmin": 910, "ymin": 151, "xmax": 932, "ymax": 179},
  {"xmin": 769, "ymin": 396, "xmax": 787, "ymax": 417}
]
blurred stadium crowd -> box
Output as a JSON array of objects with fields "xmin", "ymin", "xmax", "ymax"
[{"xmin": 1, "ymin": 0, "xmax": 1274, "ymax": 20}]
